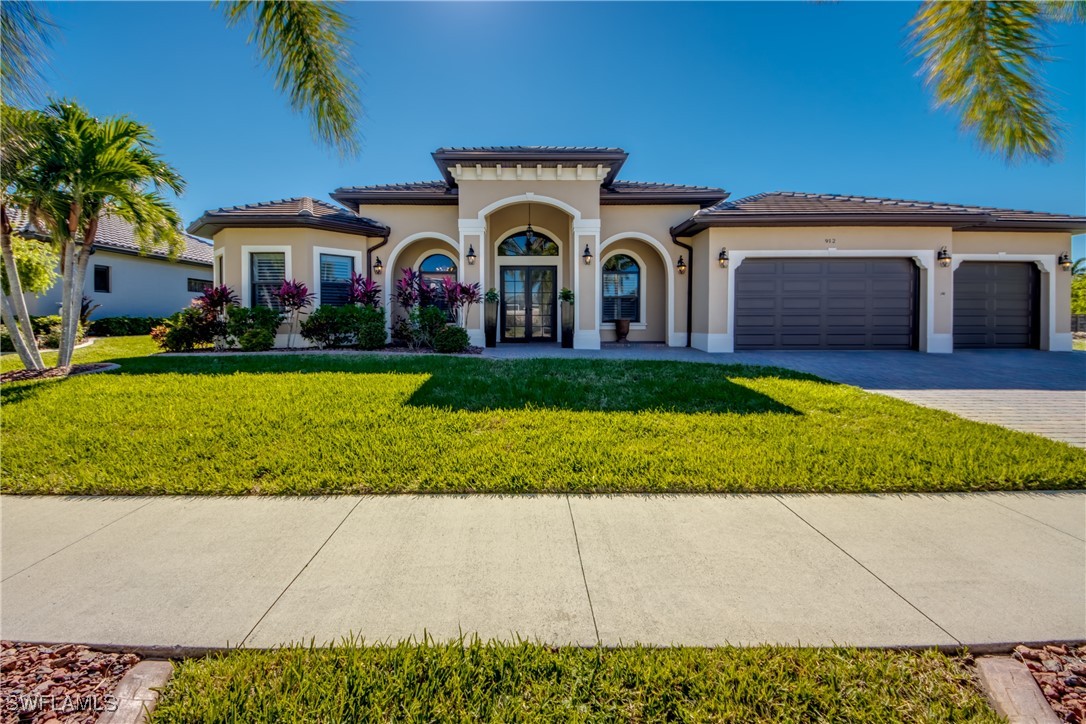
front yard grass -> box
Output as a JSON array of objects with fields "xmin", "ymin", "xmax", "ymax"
[
  {"xmin": 151, "ymin": 640, "xmax": 1000, "ymax": 723},
  {"xmin": 2, "ymin": 336, "xmax": 1083, "ymax": 495}
]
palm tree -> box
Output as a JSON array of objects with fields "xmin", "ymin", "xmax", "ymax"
[
  {"xmin": 0, "ymin": 1, "xmax": 360, "ymax": 157},
  {"xmin": 1073, "ymin": 257, "xmax": 1086, "ymax": 276},
  {"xmin": 10, "ymin": 101, "xmax": 185, "ymax": 368},
  {"xmin": 910, "ymin": 1, "xmax": 1083, "ymax": 163},
  {"xmin": 1, "ymin": 104, "xmax": 46, "ymax": 370}
]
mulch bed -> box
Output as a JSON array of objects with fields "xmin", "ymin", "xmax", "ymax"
[
  {"xmin": 1014, "ymin": 643, "xmax": 1086, "ymax": 722},
  {"xmin": 1, "ymin": 642, "xmax": 140, "ymax": 723},
  {"xmin": 0, "ymin": 364, "xmax": 112, "ymax": 384}
]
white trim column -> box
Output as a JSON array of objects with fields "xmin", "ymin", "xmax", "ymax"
[
  {"xmin": 459, "ymin": 218, "xmax": 487, "ymax": 347},
  {"xmin": 574, "ymin": 219, "xmax": 601, "ymax": 349}
]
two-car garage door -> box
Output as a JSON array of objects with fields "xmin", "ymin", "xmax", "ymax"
[
  {"xmin": 734, "ymin": 258, "xmax": 918, "ymax": 350},
  {"xmin": 733, "ymin": 257, "xmax": 1041, "ymax": 351}
]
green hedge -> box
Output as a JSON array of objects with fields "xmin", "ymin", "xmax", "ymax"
[{"xmin": 89, "ymin": 316, "xmax": 166, "ymax": 337}]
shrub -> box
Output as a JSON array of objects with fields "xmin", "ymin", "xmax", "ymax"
[
  {"xmin": 238, "ymin": 327, "xmax": 275, "ymax": 352},
  {"xmin": 433, "ymin": 324, "xmax": 470, "ymax": 353},
  {"xmin": 31, "ymin": 315, "xmax": 85, "ymax": 349},
  {"xmin": 355, "ymin": 305, "xmax": 387, "ymax": 350},
  {"xmin": 393, "ymin": 305, "xmax": 448, "ymax": 350},
  {"xmin": 89, "ymin": 316, "xmax": 166, "ymax": 337},
  {"xmin": 150, "ymin": 305, "xmax": 221, "ymax": 352},
  {"xmin": 301, "ymin": 305, "xmax": 357, "ymax": 349},
  {"xmin": 226, "ymin": 306, "xmax": 282, "ymax": 347}
]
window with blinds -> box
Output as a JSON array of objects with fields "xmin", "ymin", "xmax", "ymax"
[
  {"xmin": 250, "ymin": 252, "xmax": 285, "ymax": 310},
  {"xmin": 602, "ymin": 254, "xmax": 640, "ymax": 322},
  {"xmin": 319, "ymin": 254, "xmax": 354, "ymax": 306}
]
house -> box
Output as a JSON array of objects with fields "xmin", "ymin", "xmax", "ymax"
[
  {"xmin": 23, "ymin": 215, "xmax": 214, "ymax": 319},
  {"xmin": 188, "ymin": 146, "xmax": 1084, "ymax": 352}
]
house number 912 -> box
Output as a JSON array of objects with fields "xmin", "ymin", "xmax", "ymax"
[{"xmin": 824, "ymin": 238, "xmax": 837, "ymax": 245}]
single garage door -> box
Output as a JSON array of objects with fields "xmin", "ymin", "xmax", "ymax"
[
  {"xmin": 953, "ymin": 262, "xmax": 1039, "ymax": 349},
  {"xmin": 734, "ymin": 258, "xmax": 918, "ymax": 350}
]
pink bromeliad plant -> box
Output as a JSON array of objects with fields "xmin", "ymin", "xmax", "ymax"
[
  {"xmin": 196, "ymin": 285, "xmax": 239, "ymax": 315},
  {"xmin": 273, "ymin": 279, "xmax": 314, "ymax": 348},
  {"xmin": 347, "ymin": 273, "xmax": 382, "ymax": 307},
  {"xmin": 439, "ymin": 278, "xmax": 482, "ymax": 327}
]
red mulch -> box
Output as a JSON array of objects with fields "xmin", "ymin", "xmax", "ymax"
[
  {"xmin": 0, "ymin": 364, "xmax": 111, "ymax": 384},
  {"xmin": 0, "ymin": 642, "xmax": 140, "ymax": 723},
  {"xmin": 1014, "ymin": 643, "xmax": 1086, "ymax": 722}
]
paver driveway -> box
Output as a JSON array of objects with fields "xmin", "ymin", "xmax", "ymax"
[{"xmin": 487, "ymin": 347, "xmax": 1086, "ymax": 447}]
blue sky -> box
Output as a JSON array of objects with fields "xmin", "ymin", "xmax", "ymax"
[{"xmin": 40, "ymin": 1, "xmax": 1085, "ymax": 256}]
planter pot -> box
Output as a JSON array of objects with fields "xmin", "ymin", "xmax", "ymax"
[
  {"xmin": 614, "ymin": 318, "xmax": 631, "ymax": 343},
  {"xmin": 484, "ymin": 300, "xmax": 498, "ymax": 348},
  {"xmin": 560, "ymin": 301, "xmax": 574, "ymax": 349}
]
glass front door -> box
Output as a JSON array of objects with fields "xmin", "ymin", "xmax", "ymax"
[{"xmin": 501, "ymin": 266, "xmax": 556, "ymax": 342}]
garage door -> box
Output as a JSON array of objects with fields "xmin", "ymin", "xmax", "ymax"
[
  {"xmin": 953, "ymin": 262, "xmax": 1039, "ymax": 349},
  {"xmin": 734, "ymin": 258, "xmax": 918, "ymax": 350}
]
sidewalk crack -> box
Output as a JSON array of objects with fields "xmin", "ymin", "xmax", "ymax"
[
  {"xmin": 2, "ymin": 499, "xmax": 157, "ymax": 582},
  {"xmin": 983, "ymin": 497, "xmax": 1084, "ymax": 542},
  {"xmin": 565, "ymin": 495, "xmax": 601, "ymax": 645},
  {"xmin": 242, "ymin": 497, "xmax": 363, "ymax": 646},
  {"xmin": 774, "ymin": 496, "xmax": 961, "ymax": 646}
]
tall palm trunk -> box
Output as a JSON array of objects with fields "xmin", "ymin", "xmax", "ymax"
[
  {"xmin": 0, "ymin": 232, "xmax": 44, "ymax": 370},
  {"xmin": 1, "ymin": 292, "xmax": 38, "ymax": 369},
  {"xmin": 55, "ymin": 239, "xmax": 76, "ymax": 367},
  {"xmin": 57, "ymin": 240, "xmax": 89, "ymax": 368}
]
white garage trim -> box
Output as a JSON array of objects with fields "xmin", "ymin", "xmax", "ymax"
[
  {"xmin": 952, "ymin": 253, "xmax": 1067, "ymax": 352},
  {"xmin": 722, "ymin": 249, "xmax": 941, "ymax": 354}
]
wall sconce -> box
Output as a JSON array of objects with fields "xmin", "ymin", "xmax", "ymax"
[
  {"xmin": 937, "ymin": 247, "xmax": 951, "ymax": 268},
  {"xmin": 1059, "ymin": 252, "xmax": 1072, "ymax": 271},
  {"xmin": 582, "ymin": 245, "xmax": 593, "ymax": 265},
  {"xmin": 466, "ymin": 245, "xmax": 476, "ymax": 265},
  {"xmin": 718, "ymin": 248, "xmax": 729, "ymax": 268},
  {"xmin": 676, "ymin": 256, "xmax": 688, "ymax": 274},
  {"xmin": 372, "ymin": 256, "xmax": 384, "ymax": 275}
]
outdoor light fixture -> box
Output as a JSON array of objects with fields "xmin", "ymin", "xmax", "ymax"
[
  {"xmin": 466, "ymin": 245, "xmax": 476, "ymax": 265},
  {"xmin": 373, "ymin": 256, "xmax": 384, "ymax": 275},
  {"xmin": 937, "ymin": 247, "xmax": 952, "ymax": 268},
  {"xmin": 524, "ymin": 203, "xmax": 537, "ymax": 250},
  {"xmin": 718, "ymin": 248, "xmax": 729, "ymax": 268},
  {"xmin": 1059, "ymin": 252, "xmax": 1072, "ymax": 271},
  {"xmin": 676, "ymin": 256, "xmax": 688, "ymax": 274},
  {"xmin": 582, "ymin": 245, "xmax": 593, "ymax": 265}
]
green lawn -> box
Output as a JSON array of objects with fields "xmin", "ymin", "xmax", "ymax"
[
  {"xmin": 151, "ymin": 640, "xmax": 999, "ymax": 723},
  {"xmin": 3, "ymin": 336, "xmax": 1083, "ymax": 495}
]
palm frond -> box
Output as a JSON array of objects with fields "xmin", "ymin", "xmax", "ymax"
[
  {"xmin": 910, "ymin": 1, "xmax": 1058, "ymax": 163},
  {"xmin": 217, "ymin": 0, "xmax": 361, "ymax": 157},
  {"xmin": 0, "ymin": 1, "xmax": 56, "ymax": 105},
  {"xmin": 1041, "ymin": 0, "xmax": 1086, "ymax": 23}
]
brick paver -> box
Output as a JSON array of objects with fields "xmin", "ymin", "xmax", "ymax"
[{"xmin": 485, "ymin": 346, "xmax": 1086, "ymax": 446}]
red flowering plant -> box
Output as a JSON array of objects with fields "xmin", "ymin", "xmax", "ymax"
[
  {"xmin": 347, "ymin": 273, "xmax": 382, "ymax": 307},
  {"xmin": 272, "ymin": 279, "xmax": 314, "ymax": 348},
  {"xmin": 439, "ymin": 279, "xmax": 482, "ymax": 327},
  {"xmin": 194, "ymin": 285, "xmax": 239, "ymax": 351}
]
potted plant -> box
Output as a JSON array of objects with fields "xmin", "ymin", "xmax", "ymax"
[
  {"xmin": 559, "ymin": 287, "xmax": 575, "ymax": 348},
  {"xmin": 484, "ymin": 288, "xmax": 499, "ymax": 347}
]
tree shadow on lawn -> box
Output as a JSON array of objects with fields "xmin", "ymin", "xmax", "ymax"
[{"xmin": 1, "ymin": 354, "xmax": 812, "ymax": 415}]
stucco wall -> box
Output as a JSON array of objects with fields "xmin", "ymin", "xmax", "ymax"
[
  {"xmin": 24, "ymin": 250, "xmax": 213, "ymax": 319},
  {"xmin": 600, "ymin": 237, "xmax": 668, "ymax": 343}
]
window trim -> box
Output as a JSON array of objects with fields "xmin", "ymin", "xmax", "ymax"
[
  {"xmin": 313, "ymin": 246, "xmax": 362, "ymax": 307},
  {"xmin": 418, "ymin": 252, "xmax": 459, "ymax": 318},
  {"xmin": 241, "ymin": 245, "xmax": 292, "ymax": 308},
  {"xmin": 214, "ymin": 248, "xmax": 225, "ymax": 287},
  {"xmin": 600, "ymin": 250, "xmax": 647, "ymax": 329},
  {"xmin": 93, "ymin": 264, "xmax": 112, "ymax": 294}
]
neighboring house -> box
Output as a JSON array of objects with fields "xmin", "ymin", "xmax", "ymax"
[
  {"xmin": 188, "ymin": 146, "xmax": 1084, "ymax": 352},
  {"xmin": 21, "ymin": 215, "xmax": 214, "ymax": 319}
]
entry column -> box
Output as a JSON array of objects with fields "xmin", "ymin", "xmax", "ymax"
[
  {"xmin": 573, "ymin": 219, "xmax": 601, "ymax": 349},
  {"xmin": 459, "ymin": 218, "xmax": 486, "ymax": 347}
]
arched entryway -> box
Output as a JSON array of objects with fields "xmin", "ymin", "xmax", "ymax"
[{"xmin": 599, "ymin": 236, "xmax": 671, "ymax": 344}]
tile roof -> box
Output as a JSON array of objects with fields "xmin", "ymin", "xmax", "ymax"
[
  {"xmin": 673, "ymin": 191, "xmax": 1086, "ymax": 234},
  {"xmin": 435, "ymin": 145, "xmax": 626, "ymax": 154},
  {"xmin": 187, "ymin": 197, "xmax": 389, "ymax": 237},
  {"xmin": 9, "ymin": 208, "xmax": 212, "ymax": 265}
]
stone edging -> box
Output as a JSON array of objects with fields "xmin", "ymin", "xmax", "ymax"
[
  {"xmin": 97, "ymin": 659, "xmax": 174, "ymax": 724},
  {"xmin": 974, "ymin": 656, "xmax": 1060, "ymax": 723},
  {"xmin": 71, "ymin": 362, "xmax": 120, "ymax": 376}
]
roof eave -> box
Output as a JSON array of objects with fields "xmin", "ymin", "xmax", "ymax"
[
  {"xmin": 671, "ymin": 212, "xmax": 996, "ymax": 237},
  {"xmin": 601, "ymin": 191, "xmax": 728, "ymax": 207},
  {"xmin": 329, "ymin": 190, "xmax": 458, "ymax": 210},
  {"xmin": 187, "ymin": 214, "xmax": 389, "ymax": 239},
  {"xmin": 431, "ymin": 148, "xmax": 630, "ymax": 187}
]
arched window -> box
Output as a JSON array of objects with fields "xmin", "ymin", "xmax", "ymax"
[
  {"xmin": 498, "ymin": 230, "xmax": 559, "ymax": 256},
  {"xmin": 602, "ymin": 254, "xmax": 640, "ymax": 322},
  {"xmin": 419, "ymin": 253, "xmax": 457, "ymax": 314}
]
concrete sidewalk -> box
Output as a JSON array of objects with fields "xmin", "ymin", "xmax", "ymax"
[{"xmin": 1, "ymin": 493, "xmax": 1082, "ymax": 651}]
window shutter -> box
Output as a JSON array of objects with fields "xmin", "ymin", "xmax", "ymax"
[
  {"xmin": 319, "ymin": 254, "xmax": 354, "ymax": 306},
  {"xmin": 251, "ymin": 252, "xmax": 286, "ymax": 309}
]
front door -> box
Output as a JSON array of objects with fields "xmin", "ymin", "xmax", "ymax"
[{"xmin": 501, "ymin": 266, "xmax": 557, "ymax": 342}]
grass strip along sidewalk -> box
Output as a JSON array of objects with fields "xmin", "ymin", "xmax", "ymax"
[
  {"xmin": 3, "ymin": 337, "xmax": 1084, "ymax": 495},
  {"xmin": 151, "ymin": 640, "xmax": 1000, "ymax": 723}
]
